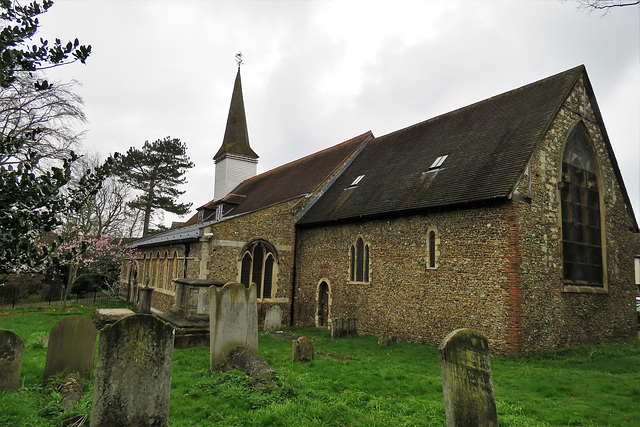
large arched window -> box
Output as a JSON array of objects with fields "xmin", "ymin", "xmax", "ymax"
[
  {"xmin": 350, "ymin": 237, "xmax": 370, "ymax": 283},
  {"xmin": 240, "ymin": 241, "xmax": 277, "ymax": 300},
  {"xmin": 560, "ymin": 125, "xmax": 603, "ymax": 287}
]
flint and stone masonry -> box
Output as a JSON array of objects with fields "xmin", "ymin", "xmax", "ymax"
[{"xmin": 293, "ymin": 78, "xmax": 637, "ymax": 356}]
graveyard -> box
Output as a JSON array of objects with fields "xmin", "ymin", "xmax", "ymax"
[{"xmin": 0, "ymin": 302, "xmax": 638, "ymax": 426}]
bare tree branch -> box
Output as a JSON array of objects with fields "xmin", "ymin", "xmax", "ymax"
[
  {"xmin": 0, "ymin": 72, "xmax": 86, "ymax": 168},
  {"xmin": 576, "ymin": 0, "xmax": 640, "ymax": 15}
]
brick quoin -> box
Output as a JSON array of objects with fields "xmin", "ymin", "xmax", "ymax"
[{"xmin": 505, "ymin": 201, "xmax": 524, "ymax": 357}]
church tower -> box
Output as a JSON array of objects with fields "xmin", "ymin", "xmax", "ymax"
[{"xmin": 213, "ymin": 64, "xmax": 259, "ymax": 200}]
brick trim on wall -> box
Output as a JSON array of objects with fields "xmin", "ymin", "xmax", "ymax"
[{"xmin": 505, "ymin": 201, "xmax": 524, "ymax": 357}]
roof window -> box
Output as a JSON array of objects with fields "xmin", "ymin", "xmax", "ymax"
[
  {"xmin": 349, "ymin": 175, "xmax": 365, "ymax": 187},
  {"xmin": 429, "ymin": 154, "xmax": 448, "ymax": 170}
]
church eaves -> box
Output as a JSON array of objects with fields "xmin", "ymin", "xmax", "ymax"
[{"xmin": 213, "ymin": 67, "xmax": 259, "ymax": 162}]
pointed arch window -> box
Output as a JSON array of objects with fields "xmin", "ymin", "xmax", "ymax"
[
  {"xmin": 350, "ymin": 237, "xmax": 370, "ymax": 283},
  {"xmin": 240, "ymin": 242, "xmax": 277, "ymax": 300},
  {"xmin": 560, "ymin": 126, "xmax": 603, "ymax": 287}
]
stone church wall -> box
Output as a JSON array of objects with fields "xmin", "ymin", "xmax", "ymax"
[
  {"xmin": 294, "ymin": 204, "xmax": 516, "ymax": 354},
  {"xmin": 294, "ymin": 77, "xmax": 637, "ymax": 356},
  {"xmin": 511, "ymin": 76, "xmax": 638, "ymax": 353},
  {"xmin": 199, "ymin": 199, "xmax": 299, "ymax": 325}
]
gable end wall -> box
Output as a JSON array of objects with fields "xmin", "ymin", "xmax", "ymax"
[{"xmin": 512, "ymin": 76, "xmax": 637, "ymax": 353}]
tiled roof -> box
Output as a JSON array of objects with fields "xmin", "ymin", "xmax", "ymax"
[
  {"xmin": 180, "ymin": 131, "xmax": 371, "ymax": 228},
  {"xmin": 297, "ymin": 66, "xmax": 584, "ymax": 225},
  {"xmin": 223, "ymin": 132, "xmax": 372, "ymax": 216}
]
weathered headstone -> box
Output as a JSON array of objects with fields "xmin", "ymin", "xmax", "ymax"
[
  {"xmin": 331, "ymin": 317, "xmax": 358, "ymax": 338},
  {"xmin": 43, "ymin": 315, "xmax": 97, "ymax": 382},
  {"xmin": 91, "ymin": 308, "xmax": 135, "ymax": 330},
  {"xmin": 59, "ymin": 373, "xmax": 83, "ymax": 411},
  {"xmin": 0, "ymin": 329, "xmax": 24, "ymax": 391},
  {"xmin": 90, "ymin": 314, "xmax": 174, "ymax": 427},
  {"xmin": 138, "ymin": 287, "xmax": 153, "ymax": 314},
  {"xmin": 263, "ymin": 305, "xmax": 283, "ymax": 333},
  {"xmin": 378, "ymin": 335, "xmax": 397, "ymax": 347},
  {"xmin": 439, "ymin": 328, "xmax": 498, "ymax": 427},
  {"xmin": 292, "ymin": 336, "xmax": 315, "ymax": 363},
  {"xmin": 209, "ymin": 282, "xmax": 258, "ymax": 370}
]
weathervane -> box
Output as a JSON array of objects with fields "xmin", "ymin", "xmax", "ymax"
[{"xmin": 235, "ymin": 52, "xmax": 243, "ymax": 67}]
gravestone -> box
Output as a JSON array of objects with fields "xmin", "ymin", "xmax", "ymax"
[
  {"xmin": 43, "ymin": 315, "xmax": 97, "ymax": 382},
  {"xmin": 156, "ymin": 279, "xmax": 225, "ymax": 348},
  {"xmin": 439, "ymin": 328, "xmax": 498, "ymax": 427},
  {"xmin": 91, "ymin": 308, "xmax": 135, "ymax": 330},
  {"xmin": 0, "ymin": 329, "xmax": 24, "ymax": 391},
  {"xmin": 331, "ymin": 317, "xmax": 358, "ymax": 338},
  {"xmin": 209, "ymin": 282, "xmax": 258, "ymax": 370},
  {"xmin": 292, "ymin": 336, "xmax": 315, "ymax": 363},
  {"xmin": 90, "ymin": 314, "xmax": 174, "ymax": 427},
  {"xmin": 263, "ymin": 305, "xmax": 283, "ymax": 333},
  {"xmin": 378, "ymin": 335, "xmax": 397, "ymax": 347},
  {"xmin": 138, "ymin": 287, "xmax": 153, "ymax": 314}
]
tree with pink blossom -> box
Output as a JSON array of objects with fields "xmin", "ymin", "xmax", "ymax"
[{"xmin": 44, "ymin": 229, "xmax": 139, "ymax": 308}]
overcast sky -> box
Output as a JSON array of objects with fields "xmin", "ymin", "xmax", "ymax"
[{"xmin": 38, "ymin": 0, "xmax": 639, "ymax": 227}]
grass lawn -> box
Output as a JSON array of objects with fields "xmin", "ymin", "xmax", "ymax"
[{"xmin": 0, "ymin": 303, "xmax": 638, "ymax": 426}]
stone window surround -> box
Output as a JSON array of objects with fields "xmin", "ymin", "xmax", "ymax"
[
  {"xmin": 349, "ymin": 236, "xmax": 371, "ymax": 284},
  {"xmin": 426, "ymin": 226, "xmax": 440, "ymax": 270},
  {"xmin": 237, "ymin": 238, "xmax": 280, "ymax": 301},
  {"xmin": 557, "ymin": 120, "xmax": 608, "ymax": 293}
]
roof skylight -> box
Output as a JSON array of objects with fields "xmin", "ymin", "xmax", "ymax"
[
  {"xmin": 350, "ymin": 175, "xmax": 365, "ymax": 186},
  {"xmin": 429, "ymin": 154, "xmax": 448, "ymax": 170}
]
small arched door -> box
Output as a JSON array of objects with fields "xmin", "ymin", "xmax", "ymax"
[{"xmin": 317, "ymin": 281, "xmax": 329, "ymax": 327}]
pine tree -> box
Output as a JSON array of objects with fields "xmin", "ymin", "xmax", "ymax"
[{"xmin": 116, "ymin": 137, "xmax": 194, "ymax": 237}]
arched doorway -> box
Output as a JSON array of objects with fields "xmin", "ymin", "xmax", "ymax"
[{"xmin": 317, "ymin": 281, "xmax": 330, "ymax": 327}]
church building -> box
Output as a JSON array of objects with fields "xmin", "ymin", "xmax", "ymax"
[{"xmin": 125, "ymin": 65, "xmax": 638, "ymax": 356}]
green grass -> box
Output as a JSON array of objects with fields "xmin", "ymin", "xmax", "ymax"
[{"xmin": 1, "ymin": 305, "xmax": 638, "ymax": 426}]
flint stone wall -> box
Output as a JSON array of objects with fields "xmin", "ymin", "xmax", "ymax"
[{"xmin": 293, "ymin": 80, "xmax": 637, "ymax": 355}]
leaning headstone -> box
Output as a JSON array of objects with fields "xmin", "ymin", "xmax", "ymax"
[
  {"xmin": 292, "ymin": 336, "xmax": 315, "ymax": 363},
  {"xmin": 227, "ymin": 347, "xmax": 275, "ymax": 381},
  {"xmin": 439, "ymin": 328, "xmax": 498, "ymax": 427},
  {"xmin": 263, "ymin": 305, "xmax": 283, "ymax": 333},
  {"xmin": 43, "ymin": 315, "xmax": 97, "ymax": 382},
  {"xmin": 0, "ymin": 329, "xmax": 24, "ymax": 391},
  {"xmin": 209, "ymin": 282, "xmax": 258, "ymax": 370},
  {"xmin": 90, "ymin": 314, "xmax": 174, "ymax": 427},
  {"xmin": 331, "ymin": 317, "xmax": 358, "ymax": 338},
  {"xmin": 59, "ymin": 373, "xmax": 83, "ymax": 411}
]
